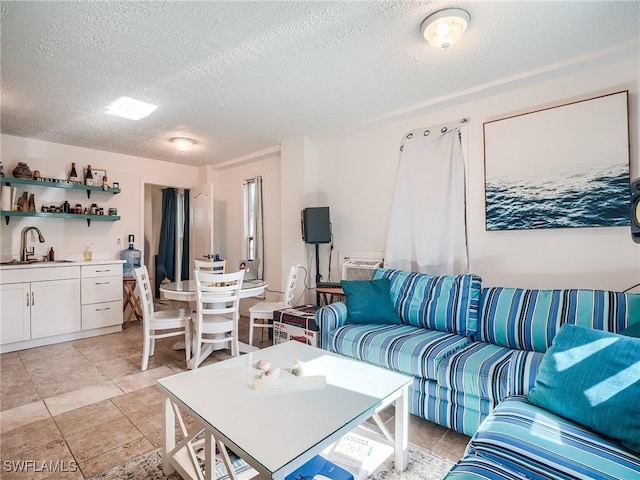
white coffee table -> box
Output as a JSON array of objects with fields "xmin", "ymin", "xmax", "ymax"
[{"xmin": 157, "ymin": 341, "xmax": 411, "ymax": 480}]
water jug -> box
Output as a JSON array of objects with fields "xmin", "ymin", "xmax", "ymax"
[{"xmin": 121, "ymin": 234, "xmax": 141, "ymax": 278}]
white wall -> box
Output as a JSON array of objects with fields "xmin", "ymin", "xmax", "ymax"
[
  {"xmin": 211, "ymin": 151, "xmax": 282, "ymax": 311},
  {"xmin": 0, "ymin": 135, "xmax": 199, "ymax": 263},
  {"xmin": 306, "ymin": 46, "xmax": 640, "ymax": 291},
  {"xmin": 3, "ymin": 45, "xmax": 639, "ymax": 296}
]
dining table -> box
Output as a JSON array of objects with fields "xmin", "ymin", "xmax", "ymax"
[{"xmin": 160, "ymin": 279, "xmax": 268, "ymax": 359}]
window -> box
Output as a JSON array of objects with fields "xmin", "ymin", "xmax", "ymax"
[
  {"xmin": 243, "ymin": 178, "xmax": 257, "ymax": 260},
  {"xmin": 243, "ymin": 176, "xmax": 264, "ymax": 278}
]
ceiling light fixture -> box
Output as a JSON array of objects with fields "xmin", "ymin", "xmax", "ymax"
[
  {"xmin": 106, "ymin": 96, "xmax": 158, "ymax": 120},
  {"xmin": 420, "ymin": 8, "xmax": 470, "ymax": 49},
  {"xmin": 170, "ymin": 137, "xmax": 196, "ymax": 152}
]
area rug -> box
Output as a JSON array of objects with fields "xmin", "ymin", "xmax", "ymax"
[{"xmin": 88, "ymin": 444, "xmax": 454, "ymax": 480}]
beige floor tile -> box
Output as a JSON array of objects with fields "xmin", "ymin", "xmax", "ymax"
[
  {"xmin": 1, "ymin": 438, "xmax": 77, "ymax": 480},
  {"xmin": 18, "ymin": 343, "xmax": 85, "ymax": 370},
  {"xmin": 64, "ymin": 415, "xmax": 143, "ymax": 463},
  {"xmin": 44, "ymin": 381, "xmax": 123, "ymax": 417},
  {"xmin": 0, "ymin": 400, "xmax": 50, "ymax": 434},
  {"xmin": 53, "ymin": 399, "xmax": 124, "ymax": 436},
  {"xmin": 124, "ymin": 402, "xmax": 163, "ymax": 435},
  {"xmin": 408, "ymin": 415, "xmax": 450, "ymax": 451},
  {"xmin": 1, "ymin": 378, "xmax": 41, "ymax": 412},
  {"xmin": 111, "ymin": 384, "xmax": 163, "ymax": 416},
  {"xmin": 112, "ymin": 365, "xmax": 175, "ymax": 393},
  {"xmin": 0, "ymin": 417, "xmax": 62, "ymax": 459},
  {"xmin": 89, "ymin": 354, "xmax": 143, "ymax": 380},
  {"xmin": 432, "ymin": 429, "xmax": 471, "ymax": 462},
  {"xmin": 76, "ymin": 436, "xmax": 154, "ymax": 478},
  {"xmin": 28, "ymin": 364, "xmax": 111, "ymax": 399},
  {"xmin": 144, "ymin": 428, "xmax": 163, "ymax": 449}
]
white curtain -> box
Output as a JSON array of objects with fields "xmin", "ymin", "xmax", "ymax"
[{"xmin": 384, "ymin": 122, "xmax": 468, "ymax": 275}]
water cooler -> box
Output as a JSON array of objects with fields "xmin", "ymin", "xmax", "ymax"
[{"xmin": 121, "ymin": 234, "xmax": 142, "ymax": 277}]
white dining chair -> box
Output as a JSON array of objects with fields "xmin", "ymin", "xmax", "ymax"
[
  {"xmin": 248, "ymin": 265, "xmax": 301, "ymax": 347},
  {"xmin": 194, "ymin": 259, "xmax": 227, "ymax": 274},
  {"xmin": 192, "ymin": 269, "xmax": 245, "ymax": 369},
  {"xmin": 133, "ymin": 266, "xmax": 192, "ymax": 371}
]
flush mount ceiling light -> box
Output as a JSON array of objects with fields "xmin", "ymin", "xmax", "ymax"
[
  {"xmin": 170, "ymin": 137, "xmax": 196, "ymax": 152},
  {"xmin": 106, "ymin": 96, "xmax": 158, "ymax": 120},
  {"xmin": 421, "ymin": 8, "xmax": 470, "ymax": 49}
]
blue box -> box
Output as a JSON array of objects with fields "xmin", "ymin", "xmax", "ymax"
[{"xmin": 285, "ymin": 455, "xmax": 354, "ymax": 480}]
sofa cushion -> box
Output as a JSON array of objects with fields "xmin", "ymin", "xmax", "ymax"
[
  {"xmin": 437, "ymin": 342, "xmax": 512, "ymax": 403},
  {"xmin": 505, "ymin": 350, "xmax": 545, "ymax": 396},
  {"xmin": 528, "ymin": 324, "xmax": 640, "ymax": 454},
  {"xmin": 373, "ymin": 268, "xmax": 481, "ymax": 335},
  {"xmin": 328, "ymin": 323, "xmax": 471, "ymax": 380},
  {"xmin": 444, "ymin": 456, "xmax": 530, "ymax": 480},
  {"xmin": 340, "ymin": 278, "xmax": 400, "ymax": 325},
  {"xmin": 478, "ymin": 288, "xmax": 640, "ymax": 352},
  {"xmin": 467, "ymin": 396, "xmax": 640, "ymax": 480}
]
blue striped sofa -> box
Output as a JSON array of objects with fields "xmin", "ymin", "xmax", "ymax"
[
  {"xmin": 444, "ymin": 395, "xmax": 640, "ymax": 479},
  {"xmin": 316, "ymin": 268, "xmax": 640, "ymax": 440}
]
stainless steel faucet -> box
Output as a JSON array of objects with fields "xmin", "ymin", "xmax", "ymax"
[{"xmin": 20, "ymin": 226, "xmax": 45, "ymax": 262}]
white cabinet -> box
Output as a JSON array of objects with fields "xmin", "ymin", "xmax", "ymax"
[
  {"xmin": 0, "ymin": 266, "xmax": 81, "ymax": 344},
  {"xmin": 0, "ymin": 283, "xmax": 31, "ymax": 343},
  {"xmin": 81, "ymin": 263, "xmax": 123, "ymax": 330},
  {"xmin": 31, "ymin": 279, "xmax": 81, "ymax": 338}
]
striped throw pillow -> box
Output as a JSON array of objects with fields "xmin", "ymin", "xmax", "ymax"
[{"xmin": 372, "ymin": 268, "xmax": 481, "ymax": 335}]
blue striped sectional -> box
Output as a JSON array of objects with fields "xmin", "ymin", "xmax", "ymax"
[
  {"xmin": 316, "ymin": 268, "xmax": 640, "ymax": 478},
  {"xmin": 445, "ymin": 396, "xmax": 640, "ymax": 480}
]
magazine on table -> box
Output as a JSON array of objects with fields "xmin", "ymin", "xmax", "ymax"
[{"xmin": 327, "ymin": 432, "xmax": 373, "ymax": 471}]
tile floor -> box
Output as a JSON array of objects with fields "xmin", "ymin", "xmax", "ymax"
[{"xmin": 0, "ymin": 315, "xmax": 470, "ymax": 479}]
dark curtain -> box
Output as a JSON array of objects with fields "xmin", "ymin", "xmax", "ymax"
[
  {"xmin": 156, "ymin": 188, "xmax": 176, "ymax": 297},
  {"xmin": 181, "ymin": 189, "xmax": 190, "ymax": 280}
]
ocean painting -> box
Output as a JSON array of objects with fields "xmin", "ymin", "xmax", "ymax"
[{"xmin": 484, "ymin": 91, "xmax": 630, "ymax": 231}]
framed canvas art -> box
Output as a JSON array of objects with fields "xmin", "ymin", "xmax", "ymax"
[{"xmin": 483, "ymin": 91, "xmax": 630, "ymax": 231}]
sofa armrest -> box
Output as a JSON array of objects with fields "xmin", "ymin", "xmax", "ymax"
[
  {"xmin": 316, "ymin": 302, "xmax": 348, "ymax": 351},
  {"xmin": 507, "ymin": 350, "xmax": 545, "ymax": 396}
]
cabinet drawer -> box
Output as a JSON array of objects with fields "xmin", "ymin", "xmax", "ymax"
[
  {"xmin": 82, "ymin": 264, "xmax": 123, "ymax": 278},
  {"xmin": 82, "ymin": 301, "xmax": 122, "ymax": 330},
  {"xmin": 81, "ymin": 276, "xmax": 122, "ymax": 304},
  {"xmin": 1, "ymin": 266, "xmax": 80, "ymax": 284}
]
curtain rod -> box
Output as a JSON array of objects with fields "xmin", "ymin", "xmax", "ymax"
[{"xmin": 404, "ymin": 118, "xmax": 468, "ymax": 141}]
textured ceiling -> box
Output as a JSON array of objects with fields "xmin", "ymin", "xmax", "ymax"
[{"xmin": 1, "ymin": 1, "xmax": 639, "ymax": 167}]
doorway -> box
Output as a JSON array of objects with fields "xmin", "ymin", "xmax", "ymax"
[{"xmin": 142, "ymin": 183, "xmax": 188, "ymax": 298}]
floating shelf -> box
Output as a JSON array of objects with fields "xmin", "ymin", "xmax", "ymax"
[
  {"xmin": 0, "ymin": 176, "xmax": 121, "ymax": 198},
  {"xmin": 1, "ymin": 210, "xmax": 121, "ymax": 226},
  {"xmin": 1, "ymin": 176, "xmax": 121, "ymax": 226}
]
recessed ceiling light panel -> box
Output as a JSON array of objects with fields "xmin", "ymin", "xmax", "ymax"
[{"xmin": 106, "ymin": 96, "xmax": 158, "ymax": 120}]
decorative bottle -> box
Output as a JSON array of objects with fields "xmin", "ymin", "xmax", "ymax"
[
  {"xmin": 69, "ymin": 162, "xmax": 78, "ymax": 182},
  {"xmin": 85, "ymin": 165, "xmax": 93, "ymax": 186}
]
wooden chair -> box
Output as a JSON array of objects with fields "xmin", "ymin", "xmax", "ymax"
[
  {"xmin": 194, "ymin": 259, "xmax": 227, "ymax": 274},
  {"xmin": 248, "ymin": 265, "xmax": 301, "ymax": 347},
  {"xmin": 192, "ymin": 269, "xmax": 245, "ymax": 369},
  {"xmin": 133, "ymin": 266, "xmax": 192, "ymax": 371}
]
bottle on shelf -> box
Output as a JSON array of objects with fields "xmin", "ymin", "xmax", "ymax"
[
  {"xmin": 48, "ymin": 247, "xmax": 55, "ymax": 261},
  {"xmin": 69, "ymin": 162, "xmax": 78, "ymax": 182},
  {"xmin": 85, "ymin": 165, "xmax": 93, "ymax": 186}
]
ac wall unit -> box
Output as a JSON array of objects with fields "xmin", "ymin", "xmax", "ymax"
[{"xmin": 342, "ymin": 259, "xmax": 383, "ymax": 281}]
